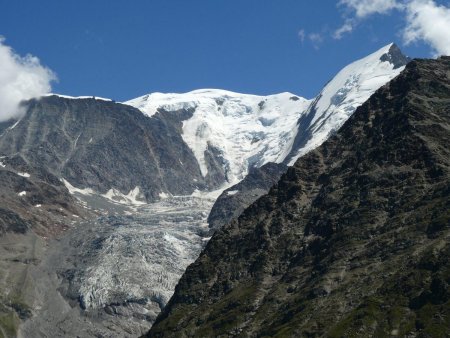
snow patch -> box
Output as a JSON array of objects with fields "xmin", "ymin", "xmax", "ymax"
[
  {"xmin": 159, "ymin": 192, "xmax": 171, "ymax": 200},
  {"xmin": 0, "ymin": 161, "xmax": 5, "ymax": 168},
  {"xmin": 189, "ymin": 182, "xmax": 236, "ymax": 201},
  {"xmin": 17, "ymin": 172, "xmax": 30, "ymax": 178},
  {"xmin": 226, "ymin": 190, "xmax": 239, "ymax": 196},
  {"xmin": 63, "ymin": 179, "xmax": 96, "ymax": 195},
  {"xmin": 102, "ymin": 187, "xmax": 146, "ymax": 206},
  {"xmin": 18, "ymin": 191, "xmax": 26, "ymax": 196},
  {"xmin": 9, "ymin": 119, "xmax": 21, "ymax": 130},
  {"xmin": 44, "ymin": 94, "xmax": 112, "ymax": 102},
  {"xmin": 64, "ymin": 180, "xmax": 146, "ymax": 206}
]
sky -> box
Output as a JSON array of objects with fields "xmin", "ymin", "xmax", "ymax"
[{"xmin": 1, "ymin": 0, "xmax": 450, "ymax": 118}]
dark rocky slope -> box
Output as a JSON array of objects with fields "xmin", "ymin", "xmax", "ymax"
[
  {"xmin": 207, "ymin": 43, "xmax": 410, "ymax": 233},
  {"xmin": 208, "ymin": 163, "xmax": 287, "ymax": 231},
  {"xmin": 0, "ymin": 154, "xmax": 87, "ymax": 237},
  {"xmin": 0, "ymin": 96, "xmax": 208, "ymax": 202},
  {"xmin": 148, "ymin": 57, "xmax": 450, "ymax": 337},
  {"xmin": 0, "ymin": 154, "xmax": 90, "ymax": 337}
]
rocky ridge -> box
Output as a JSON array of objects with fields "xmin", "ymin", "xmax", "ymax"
[
  {"xmin": 148, "ymin": 57, "xmax": 450, "ymax": 337},
  {"xmin": 207, "ymin": 43, "xmax": 409, "ymax": 234}
]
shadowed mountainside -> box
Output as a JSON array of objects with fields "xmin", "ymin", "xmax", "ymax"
[
  {"xmin": 207, "ymin": 162, "xmax": 286, "ymax": 232},
  {"xmin": 148, "ymin": 57, "xmax": 450, "ymax": 337},
  {"xmin": 207, "ymin": 43, "xmax": 410, "ymax": 235}
]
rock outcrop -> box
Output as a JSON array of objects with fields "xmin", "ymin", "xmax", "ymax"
[{"xmin": 207, "ymin": 162, "xmax": 287, "ymax": 231}]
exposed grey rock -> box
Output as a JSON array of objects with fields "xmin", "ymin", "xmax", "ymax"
[
  {"xmin": 0, "ymin": 96, "xmax": 207, "ymax": 202},
  {"xmin": 380, "ymin": 43, "xmax": 411, "ymax": 69},
  {"xmin": 207, "ymin": 162, "xmax": 287, "ymax": 231}
]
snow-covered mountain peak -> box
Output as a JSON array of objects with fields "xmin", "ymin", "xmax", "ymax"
[
  {"xmin": 125, "ymin": 43, "xmax": 410, "ymax": 188},
  {"xmin": 311, "ymin": 43, "xmax": 404, "ymax": 127},
  {"xmin": 125, "ymin": 90, "xmax": 311, "ymax": 183},
  {"xmin": 124, "ymin": 89, "xmax": 304, "ymax": 118},
  {"xmin": 286, "ymin": 43, "xmax": 409, "ymax": 165}
]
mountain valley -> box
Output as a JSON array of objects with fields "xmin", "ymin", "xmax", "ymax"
[{"xmin": 1, "ymin": 43, "xmax": 445, "ymax": 338}]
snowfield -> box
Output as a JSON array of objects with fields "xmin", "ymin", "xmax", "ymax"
[
  {"xmin": 125, "ymin": 44, "xmax": 405, "ymax": 180},
  {"xmin": 126, "ymin": 89, "xmax": 311, "ymax": 183}
]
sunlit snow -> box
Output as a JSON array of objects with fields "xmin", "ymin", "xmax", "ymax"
[
  {"xmin": 126, "ymin": 89, "xmax": 311, "ymax": 183},
  {"xmin": 288, "ymin": 43, "xmax": 405, "ymax": 164}
]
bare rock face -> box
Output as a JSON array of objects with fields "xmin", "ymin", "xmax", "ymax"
[
  {"xmin": 148, "ymin": 57, "xmax": 450, "ymax": 337},
  {"xmin": 207, "ymin": 162, "xmax": 287, "ymax": 232},
  {"xmin": 0, "ymin": 154, "xmax": 86, "ymax": 237},
  {"xmin": 0, "ymin": 153, "xmax": 90, "ymax": 337},
  {"xmin": 0, "ymin": 96, "xmax": 207, "ymax": 202}
]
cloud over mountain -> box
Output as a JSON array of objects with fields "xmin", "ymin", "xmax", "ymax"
[
  {"xmin": 336, "ymin": 0, "xmax": 450, "ymax": 56},
  {"xmin": 0, "ymin": 37, "xmax": 56, "ymax": 122}
]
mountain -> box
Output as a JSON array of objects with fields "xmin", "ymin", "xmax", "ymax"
[
  {"xmin": 286, "ymin": 43, "xmax": 409, "ymax": 164},
  {"xmin": 147, "ymin": 57, "xmax": 450, "ymax": 337},
  {"xmin": 125, "ymin": 90, "xmax": 311, "ymax": 185},
  {"xmin": 208, "ymin": 43, "xmax": 409, "ymax": 230},
  {"xmin": 126, "ymin": 44, "xmax": 408, "ymax": 189},
  {"xmin": 0, "ymin": 44, "xmax": 407, "ymax": 208},
  {"xmin": 0, "ymin": 95, "xmax": 209, "ymax": 202},
  {"xmin": 207, "ymin": 162, "xmax": 287, "ymax": 231},
  {"xmin": 0, "ymin": 154, "xmax": 86, "ymax": 236},
  {"xmin": 0, "ymin": 43, "xmax": 413, "ymax": 337}
]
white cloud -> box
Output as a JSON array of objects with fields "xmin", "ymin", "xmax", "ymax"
[
  {"xmin": 298, "ymin": 29, "xmax": 306, "ymax": 43},
  {"xmin": 335, "ymin": 0, "xmax": 401, "ymax": 39},
  {"xmin": 403, "ymin": 0, "xmax": 450, "ymax": 56},
  {"xmin": 333, "ymin": 20, "xmax": 355, "ymax": 39},
  {"xmin": 338, "ymin": 0, "xmax": 402, "ymax": 18},
  {"xmin": 335, "ymin": 0, "xmax": 450, "ymax": 56},
  {"xmin": 308, "ymin": 32, "xmax": 324, "ymax": 49},
  {"xmin": 0, "ymin": 37, "xmax": 56, "ymax": 122}
]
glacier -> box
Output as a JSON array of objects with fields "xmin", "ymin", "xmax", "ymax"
[
  {"xmin": 126, "ymin": 90, "xmax": 311, "ymax": 183},
  {"xmin": 125, "ymin": 43, "xmax": 407, "ymax": 183},
  {"xmin": 20, "ymin": 43, "xmax": 409, "ymax": 337}
]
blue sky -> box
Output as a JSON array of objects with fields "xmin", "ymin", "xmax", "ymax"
[{"xmin": 1, "ymin": 0, "xmax": 449, "ymax": 101}]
